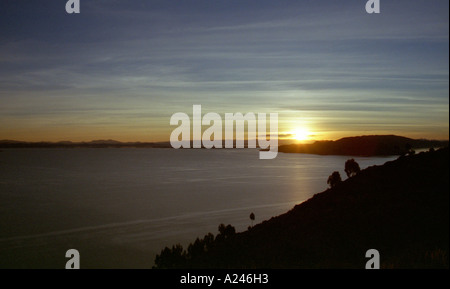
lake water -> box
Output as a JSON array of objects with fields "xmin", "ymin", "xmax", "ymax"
[{"xmin": 0, "ymin": 148, "xmax": 397, "ymax": 268}]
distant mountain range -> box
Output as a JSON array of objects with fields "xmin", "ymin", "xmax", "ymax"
[
  {"xmin": 0, "ymin": 139, "xmax": 172, "ymax": 148},
  {"xmin": 278, "ymin": 135, "xmax": 449, "ymax": 156},
  {"xmin": 1, "ymin": 135, "xmax": 448, "ymax": 156},
  {"xmin": 0, "ymin": 139, "xmax": 286, "ymax": 149}
]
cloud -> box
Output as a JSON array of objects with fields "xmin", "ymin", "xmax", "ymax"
[{"xmin": 0, "ymin": 0, "xmax": 448, "ymax": 141}]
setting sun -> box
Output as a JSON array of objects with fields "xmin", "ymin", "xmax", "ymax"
[{"xmin": 292, "ymin": 128, "xmax": 311, "ymax": 142}]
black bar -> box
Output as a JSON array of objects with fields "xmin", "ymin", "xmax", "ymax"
[{"xmin": 4, "ymin": 269, "xmax": 448, "ymax": 288}]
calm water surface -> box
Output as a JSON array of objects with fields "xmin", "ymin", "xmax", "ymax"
[{"xmin": 0, "ymin": 148, "xmax": 396, "ymax": 268}]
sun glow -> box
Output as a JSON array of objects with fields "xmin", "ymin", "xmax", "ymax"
[{"xmin": 292, "ymin": 127, "xmax": 311, "ymax": 142}]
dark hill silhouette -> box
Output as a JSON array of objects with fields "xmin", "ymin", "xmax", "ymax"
[
  {"xmin": 154, "ymin": 147, "xmax": 449, "ymax": 268},
  {"xmin": 278, "ymin": 135, "xmax": 448, "ymax": 156}
]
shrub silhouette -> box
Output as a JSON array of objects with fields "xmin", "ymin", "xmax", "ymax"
[
  {"xmin": 405, "ymin": 143, "xmax": 416, "ymax": 156},
  {"xmin": 187, "ymin": 238, "xmax": 206, "ymax": 259},
  {"xmin": 153, "ymin": 244, "xmax": 185, "ymax": 269},
  {"xmin": 154, "ymin": 224, "xmax": 236, "ymax": 268},
  {"xmin": 344, "ymin": 159, "xmax": 361, "ymax": 178},
  {"xmin": 250, "ymin": 212, "xmax": 255, "ymax": 227},
  {"xmin": 327, "ymin": 171, "xmax": 342, "ymax": 188},
  {"xmin": 216, "ymin": 224, "xmax": 236, "ymax": 241}
]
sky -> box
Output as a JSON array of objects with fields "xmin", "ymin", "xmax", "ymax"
[{"xmin": 0, "ymin": 0, "xmax": 448, "ymax": 142}]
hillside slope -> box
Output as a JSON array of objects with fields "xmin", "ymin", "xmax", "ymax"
[{"xmin": 155, "ymin": 147, "xmax": 449, "ymax": 269}]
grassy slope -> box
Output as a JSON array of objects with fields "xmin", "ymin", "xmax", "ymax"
[{"xmin": 160, "ymin": 147, "xmax": 449, "ymax": 269}]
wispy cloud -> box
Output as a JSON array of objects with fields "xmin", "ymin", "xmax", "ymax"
[{"xmin": 0, "ymin": 0, "xmax": 448, "ymax": 141}]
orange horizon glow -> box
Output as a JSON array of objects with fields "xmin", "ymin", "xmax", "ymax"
[
  {"xmin": 2, "ymin": 129, "xmax": 449, "ymax": 144},
  {"xmin": 1, "ymin": 115, "xmax": 449, "ymax": 144}
]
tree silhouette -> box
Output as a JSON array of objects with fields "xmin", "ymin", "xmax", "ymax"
[
  {"xmin": 405, "ymin": 143, "xmax": 412, "ymax": 151},
  {"xmin": 249, "ymin": 212, "xmax": 255, "ymax": 227},
  {"xmin": 216, "ymin": 224, "xmax": 236, "ymax": 241},
  {"xmin": 327, "ymin": 171, "xmax": 342, "ymax": 188},
  {"xmin": 154, "ymin": 244, "xmax": 185, "ymax": 268},
  {"xmin": 345, "ymin": 159, "xmax": 361, "ymax": 178},
  {"xmin": 187, "ymin": 238, "xmax": 205, "ymax": 259},
  {"xmin": 202, "ymin": 232, "xmax": 215, "ymax": 252}
]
